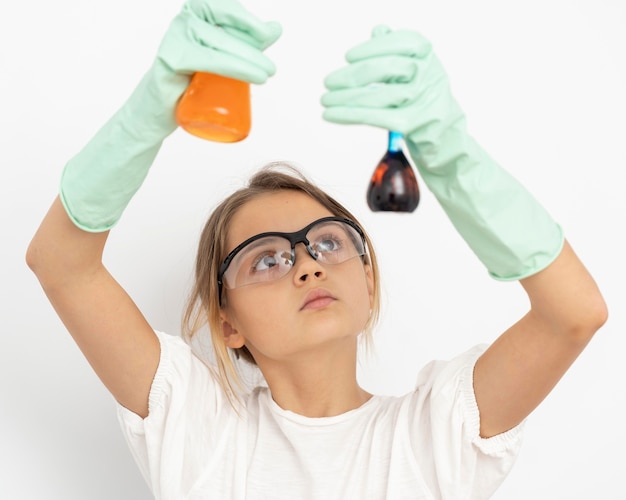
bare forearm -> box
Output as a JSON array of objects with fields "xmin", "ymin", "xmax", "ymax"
[
  {"xmin": 26, "ymin": 196, "xmax": 109, "ymax": 287},
  {"xmin": 520, "ymin": 240, "xmax": 608, "ymax": 341}
]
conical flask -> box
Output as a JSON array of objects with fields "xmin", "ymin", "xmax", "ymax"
[
  {"xmin": 175, "ymin": 72, "xmax": 251, "ymax": 143},
  {"xmin": 367, "ymin": 131, "xmax": 420, "ymax": 212}
]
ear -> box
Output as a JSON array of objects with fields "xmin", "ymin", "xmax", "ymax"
[{"xmin": 220, "ymin": 312, "xmax": 246, "ymax": 349}]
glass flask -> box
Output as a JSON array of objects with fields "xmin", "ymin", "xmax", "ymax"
[
  {"xmin": 175, "ymin": 72, "xmax": 251, "ymax": 143},
  {"xmin": 367, "ymin": 131, "xmax": 420, "ymax": 212}
]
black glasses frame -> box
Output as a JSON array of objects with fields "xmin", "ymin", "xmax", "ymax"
[{"xmin": 217, "ymin": 216, "xmax": 366, "ymax": 306}]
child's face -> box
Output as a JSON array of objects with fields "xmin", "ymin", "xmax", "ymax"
[{"xmin": 219, "ymin": 190, "xmax": 374, "ymax": 365}]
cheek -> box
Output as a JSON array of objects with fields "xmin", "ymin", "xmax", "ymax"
[
  {"xmin": 346, "ymin": 267, "xmax": 375, "ymax": 320},
  {"xmin": 228, "ymin": 288, "xmax": 289, "ymax": 334}
]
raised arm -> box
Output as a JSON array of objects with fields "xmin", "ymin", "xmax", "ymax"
[
  {"xmin": 26, "ymin": 0, "xmax": 282, "ymax": 418},
  {"xmin": 321, "ymin": 26, "xmax": 607, "ymax": 437},
  {"xmin": 474, "ymin": 240, "xmax": 606, "ymax": 437},
  {"xmin": 27, "ymin": 198, "xmax": 160, "ymax": 417}
]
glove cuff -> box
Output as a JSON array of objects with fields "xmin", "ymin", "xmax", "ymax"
[
  {"xmin": 407, "ymin": 125, "xmax": 564, "ymax": 280},
  {"xmin": 60, "ymin": 108, "xmax": 164, "ymax": 232}
]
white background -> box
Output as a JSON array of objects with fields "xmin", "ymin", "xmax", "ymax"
[{"xmin": 2, "ymin": 0, "xmax": 625, "ymax": 498}]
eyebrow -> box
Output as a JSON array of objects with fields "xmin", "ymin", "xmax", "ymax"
[
  {"xmin": 244, "ymin": 235, "xmax": 284, "ymax": 250},
  {"xmin": 230, "ymin": 235, "xmax": 286, "ymax": 262}
]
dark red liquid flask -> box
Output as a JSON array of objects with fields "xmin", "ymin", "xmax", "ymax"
[{"xmin": 367, "ymin": 131, "xmax": 420, "ymax": 212}]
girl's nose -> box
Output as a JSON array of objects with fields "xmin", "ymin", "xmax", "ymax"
[{"xmin": 293, "ymin": 243, "xmax": 326, "ymax": 283}]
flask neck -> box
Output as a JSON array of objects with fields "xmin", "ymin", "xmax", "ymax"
[{"xmin": 387, "ymin": 131, "xmax": 403, "ymax": 153}]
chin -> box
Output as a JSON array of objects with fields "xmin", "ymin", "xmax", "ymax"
[{"xmin": 307, "ymin": 319, "xmax": 364, "ymax": 344}]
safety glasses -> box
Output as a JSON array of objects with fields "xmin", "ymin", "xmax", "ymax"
[{"xmin": 217, "ymin": 217, "xmax": 366, "ymax": 306}]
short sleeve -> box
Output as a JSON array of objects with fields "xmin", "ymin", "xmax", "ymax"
[
  {"xmin": 116, "ymin": 331, "xmax": 229, "ymax": 498},
  {"xmin": 410, "ymin": 345, "xmax": 524, "ymax": 499}
]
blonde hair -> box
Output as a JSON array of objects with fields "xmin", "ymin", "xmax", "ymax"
[{"xmin": 182, "ymin": 163, "xmax": 381, "ymax": 403}]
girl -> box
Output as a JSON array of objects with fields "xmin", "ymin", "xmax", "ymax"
[{"xmin": 26, "ymin": 0, "xmax": 607, "ymax": 498}]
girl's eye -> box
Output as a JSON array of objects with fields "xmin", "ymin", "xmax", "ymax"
[
  {"xmin": 315, "ymin": 235, "xmax": 342, "ymax": 253},
  {"xmin": 251, "ymin": 252, "xmax": 279, "ymax": 273}
]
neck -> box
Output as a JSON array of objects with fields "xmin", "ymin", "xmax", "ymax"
[{"xmin": 251, "ymin": 337, "xmax": 372, "ymax": 418}]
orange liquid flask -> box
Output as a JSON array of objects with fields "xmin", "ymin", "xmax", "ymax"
[
  {"xmin": 367, "ymin": 131, "xmax": 420, "ymax": 212},
  {"xmin": 176, "ymin": 72, "xmax": 251, "ymax": 143}
]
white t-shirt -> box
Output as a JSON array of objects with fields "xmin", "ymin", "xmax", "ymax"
[{"xmin": 117, "ymin": 331, "xmax": 523, "ymax": 500}]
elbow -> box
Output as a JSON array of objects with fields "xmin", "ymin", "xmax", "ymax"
[
  {"xmin": 568, "ymin": 292, "xmax": 609, "ymax": 344},
  {"xmin": 25, "ymin": 233, "xmax": 64, "ymax": 288},
  {"xmin": 588, "ymin": 293, "xmax": 609, "ymax": 334},
  {"xmin": 25, "ymin": 238, "xmax": 43, "ymax": 277},
  {"xmin": 25, "ymin": 237, "xmax": 55, "ymax": 289}
]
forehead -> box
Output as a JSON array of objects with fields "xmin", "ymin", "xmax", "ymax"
[{"xmin": 227, "ymin": 190, "xmax": 335, "ymax": 249}]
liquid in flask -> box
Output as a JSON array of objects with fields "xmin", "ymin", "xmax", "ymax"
[
  {"xmin": 367, "ymin": 131, "xmax": 420, "ymax": 212},
  {"xmin": 176, "ymin": 72, "xmax": 251, "ymax": 143}
]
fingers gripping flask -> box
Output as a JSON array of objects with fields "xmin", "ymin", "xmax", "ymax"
[
  {"xmin": 176, "ymin": 73, "xmax": 251, "ymax": 143},
  {"xmin": 367, "ymin": 131, "xmax": 420, "ymax": 212}
]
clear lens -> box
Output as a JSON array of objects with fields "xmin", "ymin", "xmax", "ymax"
[
  {"xmin": 307, "ymin": 220, "xmax": 364, "ymax": 265},
  {"xmin": 224, "ymin": 236, "xmax": 293, "ymax": 289},
  {"xmin": 222, "ymin": 219, "xmax": 365, "ymax": 290}
]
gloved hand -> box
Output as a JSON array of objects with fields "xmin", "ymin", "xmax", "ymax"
[
  {"xmin": 321, "ymin": 26, "xmax": 563, "ymax": 280},
  {"xmin": 60, "ymin": 0, "xmax": 282, "ymax": 232}
]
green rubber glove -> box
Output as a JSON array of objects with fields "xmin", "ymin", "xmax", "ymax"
[
  {"xmin": 60, "ymin": 0, "xmax": 282, "ymax": 232},
  {"xmin": 321, "ymin": 26, "xmax": 563, "ymax": 280}
]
